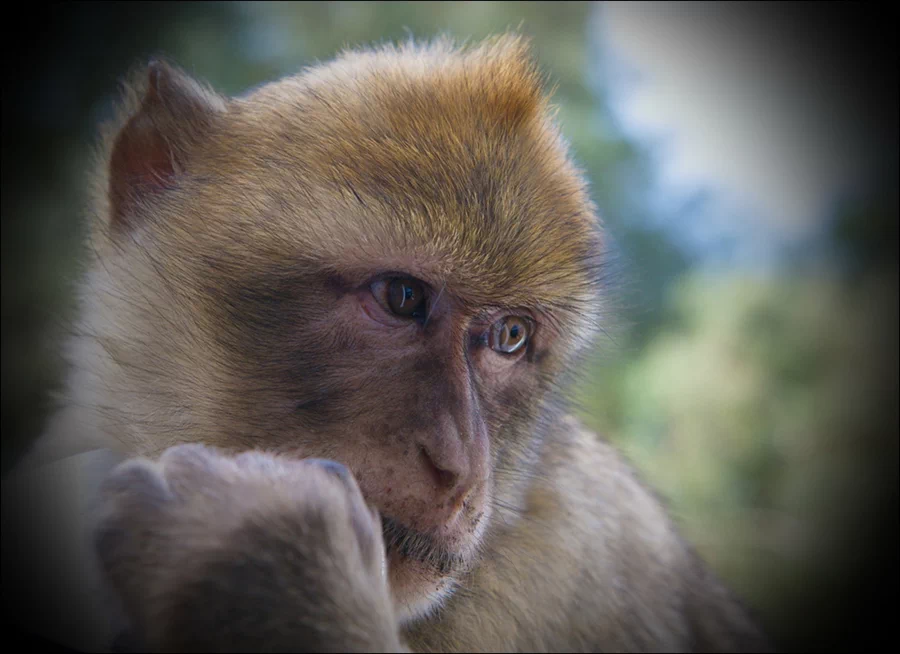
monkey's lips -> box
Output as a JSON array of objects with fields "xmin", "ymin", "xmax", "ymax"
[
  {"xmin": 380, "ymin": 515, "xmax": 470, "ymax": 577},
  {"xmin": 379, "ymin": 514, "xmax": 480, "ymax": 619}
]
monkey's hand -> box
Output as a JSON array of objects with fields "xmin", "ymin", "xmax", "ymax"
[{"xmin": 93, "ymin": 444, "xmax": 404, "ymax": 652}]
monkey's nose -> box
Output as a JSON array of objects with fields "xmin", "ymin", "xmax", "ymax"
[{"xmin": 418, "ymin": 444, "xmax": 462, "ymax": 491}]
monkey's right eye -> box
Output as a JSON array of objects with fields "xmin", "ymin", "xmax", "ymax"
[
  {"xmin": 371, "ymin": 277, "xmax": 427, "ymax": 320},
  {"xmin": 387, "ymin": 278, "xmax": 426, "ymax": 318}
]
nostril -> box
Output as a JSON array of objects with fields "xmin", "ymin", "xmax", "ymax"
[{"xmin": 418, "ymin": 445, "xmax": 459, "ymax": 490}]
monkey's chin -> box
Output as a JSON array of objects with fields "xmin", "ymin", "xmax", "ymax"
[
  {"xmin": 387, "ymin": 550, "xmax": 462, "ymax": 626},
  {"xmin": 381, "ymin": 514, "xmax": 485, "ymax": 625},
  {"xmin": 379, "ymin": 495, "xmax": 490, "ymax": 624}
]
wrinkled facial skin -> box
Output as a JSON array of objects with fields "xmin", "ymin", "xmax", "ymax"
[
  {"xmin": 96, "ymin": 41, "xmax": 604, "ymax": 622},
  {"xmin": 196, "ymin": 265, "xmax": 564, "ymax": 620}
]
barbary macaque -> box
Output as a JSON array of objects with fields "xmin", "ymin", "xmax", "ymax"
[{"xmin": 4, "ymin": 35, "xmax": 771, "ymax": 652}]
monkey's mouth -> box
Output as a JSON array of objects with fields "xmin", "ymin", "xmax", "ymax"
[{"xmin": 380, "ymin": 515, "xmax": 468, "ymax": 576}]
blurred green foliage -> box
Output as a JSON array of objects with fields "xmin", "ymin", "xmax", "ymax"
[
  {"xmin": 577, "ymin": 261, "xmax": 897, "ymax": 647},
  {"xmin": 2, "ymin": 3, "xmax": 896, "ymax": 651}
]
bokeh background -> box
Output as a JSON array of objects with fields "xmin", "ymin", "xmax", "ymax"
[{"xmin": 3, "ymin": 2, "xmax": 897, "ymax": 651}]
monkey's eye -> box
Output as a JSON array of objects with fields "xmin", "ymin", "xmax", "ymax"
[
  {"xmin": 384, "ymin": 277, "xmax": 426, "ymax": 319},
  {"xmin": 488, "ymin": 316, "xmax": 530, "ymax": 355}
]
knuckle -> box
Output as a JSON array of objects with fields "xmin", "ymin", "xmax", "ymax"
[
  {"xmin": 100, "ymin": 458, "xmax": 170, "ymax": 506},
  {"xmin": 160, "ymin": 442, "xmax": 216, "ymax": 466},
  {"xmin": 159, "ymin": 443, "xmax": 224, "ymax": 491},
  {"xmin": 306, "ymin": 458, "xmax": 356, "ymax": 488}
]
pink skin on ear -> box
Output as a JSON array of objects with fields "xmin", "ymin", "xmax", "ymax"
[{"xmin": 107, "ymin": 61, "xmax": 223, "ymax": 230}]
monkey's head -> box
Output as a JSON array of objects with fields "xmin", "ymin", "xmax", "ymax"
[{"xmin": 79, "ymin": 36, "xmax": 604, "ymax": 622}]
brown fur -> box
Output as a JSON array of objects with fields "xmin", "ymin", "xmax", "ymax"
[{"xmin": 19, "ymin": 35, "xmax": 770, "ymax": 651}]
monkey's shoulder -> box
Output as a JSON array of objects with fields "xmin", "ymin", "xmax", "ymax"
[{"xmin": 532, "ymin": 415, "xmax": 684, "ymax": 556}]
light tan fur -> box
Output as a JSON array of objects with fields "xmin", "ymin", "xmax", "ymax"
[{"xmin": 15, "ymin": 35, "xmax": 770, "ymax": 652}]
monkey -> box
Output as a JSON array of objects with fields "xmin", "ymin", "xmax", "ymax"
[{"xmin": 4, "ymin": 35, "xmax": 772, "ymax": 652}]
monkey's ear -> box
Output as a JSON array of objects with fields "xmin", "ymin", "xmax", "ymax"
[{"xmin": 108, "ymin": 60, "xmax": 226, "ymax": 230}]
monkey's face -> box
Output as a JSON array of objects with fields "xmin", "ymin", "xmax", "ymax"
[
  {"xmin": 179, "ymin": 251, "xmax": 597, "ymax": 621},
  {"xmin": 94, "ymin": 41, "xmax": 604, "ymax": 622}
]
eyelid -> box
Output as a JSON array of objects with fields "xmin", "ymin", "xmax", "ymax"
[
  {"xmin": 474, "ymin": 303, "xmax": 536, "ymax": 319},
  {"xmin": 474, "ymin": 312, "xmax": 537, "ymax": 333}
]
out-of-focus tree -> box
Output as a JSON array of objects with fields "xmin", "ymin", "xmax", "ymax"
[{"xmin": 576, "ymin": 196, "xmax": 898, "ymax": 650}]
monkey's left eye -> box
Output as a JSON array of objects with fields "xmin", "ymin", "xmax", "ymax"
[{"xmin": 488, "ymin": 317, "xmax": 531, "ymax": 355}]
